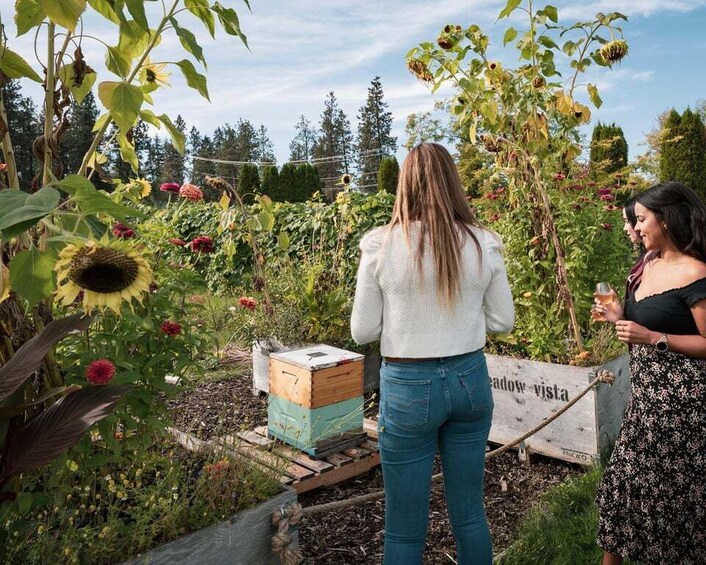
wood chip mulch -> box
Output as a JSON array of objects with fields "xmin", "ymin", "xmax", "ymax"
[{"xmin": 168, "ymin": 367, "xmax": 582, "ymax": 564}]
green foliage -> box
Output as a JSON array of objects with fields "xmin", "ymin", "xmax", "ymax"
[
  {"xmin": 377, "ymin": 155, "xmax": 399, "ymax": 194},
  {"xmin": 589, "ymin": 122, "xmax": 628, "ymax": 177},
  {"xmin": 659, "ymin": 107, "xmax": 706, "ymax": 197},
  {"xmin": 277, "ymin": 162, "xmax": 298, "ymax": 202},
  {"xmin": 410, "ymin": 2, "xmax": 629, "ymax": 353},
  {"xmin": 238, "ymin": 162, "xmax": 261, "ymax": 203},
  {"xmin": 0, "ymin": 443, "xmax": 281, "ymax": 564},
  {"xmin": 260, "ymin": 164, "xmax": 280, "ymax": 200},
  {"xmin": 456, "ymin": 142, "xmax": 494, "ymax": 198}
]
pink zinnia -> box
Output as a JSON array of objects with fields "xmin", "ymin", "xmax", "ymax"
[
  {"xmin": 86, "ymin": 359, "xmax": 116, "ymax": 385},
  {"xmin": 160, "ymin": 182, "xmax": 180, "ymax": 194},
  {"xmin": 179, "ymin": 183, "xmax": 204, "ymax": 201},
  {"xmin": 190, "ymin": 236, "xmax": 214, "ymax": 253},
  {"xmin": 169, "ymin": 237, "xmax": 186, "ymax": 247},
  {"xmin": 113, "ymin": 223, "xmax": 135, "ymax": 238},
  {"xmin": 599, "ymin": 193, "xmax": 615, "ymax": 202},
  {"xmin": 600, "ymin": 223, "xmax": 613, "ymax": 231},
  {"xmin": 160, "ymin": 321, "xmax": 182, "ymax": 336},
  {"xmin": 551, "ymin": 173, "xmax": 566, "ymax": 181}
]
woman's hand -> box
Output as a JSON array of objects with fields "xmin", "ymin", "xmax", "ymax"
[
  {"xmin": 615, "ymin": 320, "xmax": 659, "ymax": 345},
  {"xmin": 591, "ymin": 290, "xmax": 624, "ymax": 323}
]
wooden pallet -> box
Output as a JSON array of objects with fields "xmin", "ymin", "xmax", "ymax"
[{"xmin": 221, "ymin": 426, "xmax": 380, "ymax": 494}]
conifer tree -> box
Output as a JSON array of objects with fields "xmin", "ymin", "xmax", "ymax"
[
  {"xmin": 660, "ymin": 108, "xmax": 706, "ymax": 196},
  {"xmin": 356, "ymin": 77, "xmax": 397, "ymax": 192},
  {"xmin": 238, "ymin": 163, "xmax": 261, "ymax": 204},
  {"xmin": 589, "ymin": 122, "xmax": 628, "ymax": 176},
  {"xmin": 278, "ymin": 162, "xmax": 297, "ymax": 202},
  {"xmin": 313, "ymin": 92, "xmax": 352, "ymax": 192},
  {"xmin": 160, "ymin": 114, "xmax": 187, "ymax": 185},
  {"xmin": 377, "ymin": 156, "xmax": 399, "ymax": 194},
  {"xmin": 61, "ymin": 92, "xmax": 99, "ymax": 175},
  {"xmin": 1, "ymin": 80, "xmax": 42, "ymax": 189},
  {"xmin": 261, "ymin": 164, "xmax": 280, "ymax": 200},
  {"xmin": 289, "ymin": 115, "xmax": 317, "ymax": 161},
  {"xmin": 255, "ymin": 125, "xmax": 275, "ymax": 163}
]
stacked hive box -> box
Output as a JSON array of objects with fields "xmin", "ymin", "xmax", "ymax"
[{"xmin": 268, "ymin": 344, "xmax": 365, "ymax": 458}]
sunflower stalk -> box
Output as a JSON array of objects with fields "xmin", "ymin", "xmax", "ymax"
[{"xmin": 78, "ymin": 0, "xmax": 182, "ymax": 177}]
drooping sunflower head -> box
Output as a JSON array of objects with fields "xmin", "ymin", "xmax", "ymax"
[
  {"xmin": 55, "ymin": 240, "xmax": 153, "ymax": 315},
  {"xmin": 599, "ymin": 40, "xmax": 628, "ymax": 65}
]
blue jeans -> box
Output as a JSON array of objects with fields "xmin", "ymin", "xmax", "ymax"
[{"xmin": 378, "ymin": 349, "xmax": 494, "ymax": 565}]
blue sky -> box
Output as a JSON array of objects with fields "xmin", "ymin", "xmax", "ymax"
[{"xmin": 4, "ymin": 0, "xmax": 706, "ymax": 167}]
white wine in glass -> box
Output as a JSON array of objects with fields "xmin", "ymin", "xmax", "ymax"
[{"xmin": 595, "ymin": 282, "xmax": 614, "ymax": 304}]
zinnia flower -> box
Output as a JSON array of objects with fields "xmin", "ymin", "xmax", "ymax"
[
  {"xmin": 600, "ymin": 193, "xmax": 615, "ymax": 202},
  {"xmin": 55, "ymin": 239, "xmax": 152, "ymax": 315},
  {"xmin": 112, "ymin": 223, "xmax": 135, "ymax": 239},
  {"xmin": 179, "ymin": 183, "xmax": 204, "ymax": 201},
  {"xmin": 190, "ymin": 236, "xmax": 214, "ymax": 253},
  {"xmin": 86, "ymin": 359, "xmax": 116, "ymax": 385},
  {"xmin": 238, "ymin": 296, "xmax": 257, "ymax": 311},
  {"xmin": 160, "ymin": 320, "xmax": 182, "ymax": 336},
  {"xmin": 551, "ymin": 173, "xmax": 566, "ymax": 181},
  {"xmin": 168, "ymin": 237, "xmax": 186, "ymax": 247},
  {"xmin": 160, "ymin": 182, "xmax": 180, "ymax": 194},
  {"xmin": 600, "ymin": 223, "xmax": 613, "ymax": 231},
  {"xmin": 603, "ymin": 204, "xmax": 620, "ymax": 212}
]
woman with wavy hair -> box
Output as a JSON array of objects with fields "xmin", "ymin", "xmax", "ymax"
[
  {"xmin": 593, "ymin": 181, "xmax": 706, "ymax": 564},
  {"xmin": 351, "ymin": 142, "xmax": 514, "ymax": 564}
]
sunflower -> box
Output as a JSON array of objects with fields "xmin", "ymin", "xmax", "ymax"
[
  {"xmin": 55, "ymin": 239, "xmax": 153, "ymax": 315},
  {"xmin": 140, "ymin": 60, "xmax": 171, "ymax": 88}
]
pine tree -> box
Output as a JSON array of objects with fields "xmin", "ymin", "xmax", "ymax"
[
  {"xmin": 160, "ymin": 114, "xmax": 187, "ymax": 185},
  {"xmin": 238, "ymin": 163, "xmax": 261, "ymax": 204},
  {"xmin": 143, "ymin": 137, "xmax": 164, "ymax": 189},
  {"xmin": 377, "ymin": 156, "xmax": 399, "ymax": 194},
  {"xmin": 356, "ymin": 77, "xmax": 397, "ymax": 192},
  {"xmin": 289, "ymin": 115, "xmax": 317, "ymax": 161},
  {"xmin": 254, "ymin": 125, "xmax": 275, "ymax": 163},
  {"xmin": 660, "ymin": 108, "xmax": 706, "ymax": 196},
  {"xmin": 261, "ymin": 165, "xmax": 280, "ymax": 200},
  {"xmin": 1, "ymin": 80, "xmax": 42, "ymax": 189},
  {"xmin": 589, "ymin": 122, "xmax": 628, "ymax": 176},
  {"xmin": 278, "ymin": 162, "xmax": 297, "ymax": 202},
  {"xmin": 305, "ymin": 163, "xmax": 321, "ymax": 198},
  {"xmin": 61, "ymin": 92, "xmax": 99, "ymax": 175},
  {"xmin": 313, "ymin": 92, "xmax": 352, "ymax": 193}
]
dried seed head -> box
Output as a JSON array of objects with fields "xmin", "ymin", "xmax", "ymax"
[{"xmin": 599, "ymin": 40, "xmax": 628, "ymax": 64}]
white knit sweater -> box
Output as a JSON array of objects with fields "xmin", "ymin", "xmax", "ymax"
[{"xmin": 350, "ymin": 223, "xmax": 515, "ymax": 358}]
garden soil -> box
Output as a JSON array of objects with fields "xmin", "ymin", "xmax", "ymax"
[{"xmin": 169, "ymin": 366, "xmax": 581, "ymax": 564}]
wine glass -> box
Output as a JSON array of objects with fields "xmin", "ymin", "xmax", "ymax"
[{"xmin": 592, "ymin": 282, "xmax": 614, "ymax": 321}]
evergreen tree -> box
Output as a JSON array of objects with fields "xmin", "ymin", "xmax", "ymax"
[
  {"xmin": 143, "ymin": 136, "xmax": 164, "ymax": 188},
  {"xmin": 1, "ymin": 80, "xmax": 42, "ymax": 189},
  {"xmin": 260, "ymin": 164, "xmax": 280, "ymax": 200},
  {"xmin": 289, "ymin": 115, "xmax": 317, "ymax": 161},
  {"xmin": 313, "ymin": 92, "xmax": 352, "ymax": 193},
  {"xmin": 278, "ymin": 162, "xmax": 297, "ymax": 202},
  {"xmin": 159, "ymin": 114, "xmax": 187, "ymax": 185},
  {"xmin": 254, "ymin": 125, "xmax": 275, "ymax": 163},
  {"xmin": 191, "ymin": 135, "xmax": 217, "ymax": 191},
  {"xmin": 61, "ymin": 92, "xmax": 99, "ymax": 175},
  {"xmin": 660, "ymin": 108, "xmax": 706, "ymax": 196},
  {"xmin": 356, "ymin": 77, "xmax": 397, "ymax": 192},
  {"xmin": 377, "ymin": 156, "xmax": 399, "ymax": 194},
  {"xmin": 589, "ymin": 122, "xmax": 628, "ymax": 176},
  {"xmin": 304, "ymin": 163, "xmax": 321, "ymax": 198},
  {"xmin": 238, "ymin": 163, "xmax": 261, "ymax": 203}
]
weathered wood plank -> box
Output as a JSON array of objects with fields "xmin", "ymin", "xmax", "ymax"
[
  {"xmin": 237, "ymin": 429, "xmax": 273, "ymax": 448},
  {"xmin": 273, "ymin": 445, "xmax": 335, "ymax": 473},
  {"xmin": 363, "ymin": 418, "xmax": 379, "ymax": 440},
  {"xmin": 342, "ymin": 446, "xmax": 370, "ymax": 459},
  {"xmin": 292, "ymin": 453, "xmax": 381, "ymax": 494},
  {"xmin": 325, "ymin": 452, "xmax": 353, "ymax": 467}
]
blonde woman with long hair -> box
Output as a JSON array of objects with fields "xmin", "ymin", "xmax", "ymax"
[{"xmin": 351, "ymin": 143, "xmax": 514, "ymax": 564}]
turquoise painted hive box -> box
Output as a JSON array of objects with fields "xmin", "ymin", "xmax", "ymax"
[{"xmin": 267, "ymin": 344, "xmax": 365, "ymax": 457}]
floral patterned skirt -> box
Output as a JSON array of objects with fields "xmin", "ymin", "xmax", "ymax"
[{"xmin": 596, "ymin": 345, "xmax": 706, "ymax": 564}]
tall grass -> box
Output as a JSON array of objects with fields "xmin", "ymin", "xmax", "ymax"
[{"xmin": 498, "ymin": 466, "xmax": 637, "ymax": 565}]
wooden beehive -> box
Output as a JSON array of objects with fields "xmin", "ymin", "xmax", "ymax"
[{"xmin": 267, "ymin": 345, "xmax": 365, "ymax": 457}]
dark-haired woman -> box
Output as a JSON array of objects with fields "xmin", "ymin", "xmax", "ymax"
[{"xmin": 593, "ymin": 181, "xmax": 706, "ymax": 565}]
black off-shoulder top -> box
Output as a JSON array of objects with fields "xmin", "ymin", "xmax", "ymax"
[{"xmin": 625, "ymin": 277, "xmax": 706, "ymax": 335}]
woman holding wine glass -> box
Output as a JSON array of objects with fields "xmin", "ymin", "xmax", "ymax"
[{"xmin": 591, "ymin": 181, "xmax": 706, "ymax": 565}]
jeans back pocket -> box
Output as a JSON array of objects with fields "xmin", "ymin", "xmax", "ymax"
[
  {"xmin": 457, "ymin": 358, "xmax": 494, "ymax": 411},
  {"xmin": 382, "ymin": 374, "xmax": 432, "ymax": 430}
]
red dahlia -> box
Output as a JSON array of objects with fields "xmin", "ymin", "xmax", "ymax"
[
  {"xmin": 160, "ymin": 182, "xmax": 180, "ymax": 193},
  {"xmin": 238, "ymin": 296, "xmax": 257, "ymax": 310},
  {"xmin": 160, "ymin": 320, "xmax": 182, "ymax": 336},
  {"xmin": 190, "ymin": 236, "xmax": 214, "ymax": 253},
  {"xmin": 85, "ymin": 359, "xmax": 117, "ymax": 385}
]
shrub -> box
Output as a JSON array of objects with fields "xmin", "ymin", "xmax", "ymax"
[
  {"xmin": 659, "ymin": 108, "xmax": 706, "ymax": 198},
  {"xmin": 377, "ymin": 156, "xmax": 399, "ymax": 194}
]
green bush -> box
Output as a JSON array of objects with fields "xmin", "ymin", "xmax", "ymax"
[
  {"xmin": 659, "ymin": 108, "xmax": 706, "ymax": 197},
  {"xmin": 589, "ymin": 122, "xmax": 628, "ymax": 177},
  {"xmin": 237, "ymin": 163, "xmax": 261, "ymax": 204},
  {"xmin": 377, "ymin": 155, "xmax": 399, "ymax": 194}
]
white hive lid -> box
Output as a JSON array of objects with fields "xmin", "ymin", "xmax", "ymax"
[{"xmin": 269, "ymin": 344, "xmax": 364, "ymax": 371}]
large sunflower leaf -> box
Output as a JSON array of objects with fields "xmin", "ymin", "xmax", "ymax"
[
  {"xmin": 185, "ymin": 0, "xmax": 215, "ymax": 37},
  {"xmin": 0, "ymin": 314, "xmax": 92, "ymax": 402},
  {"xmin": 38, "ymin": 0, "xmax": 87, "ymax": 32},
  {"xmin": 110, "ymin": 82, "xmax": 143, "ymax": 133},
  {"xmin": 56, "ymin": 175, "xmax": 145, "ymax": 220},
  {"xmin": 1, "ymin": 385, "xmax": 130, "ymax": 476},
  {"xmin": 0, "ymin": 48, "xmax": 43, "ymax": 83},
  {"xmin": 8, "ymin": 247, "xmax": 58, "ymax": 308},
  {"xmin": 175, "ymin": 59, "xmax": 209, "ymax": 101},
  {"xmin": 157, "ymin": 114, "xmax": 186, "ymax": 154},
  {"xmin": 0, "ymin": 187, "xmax": 60, "ymax": 240},
  {"xmin": 15, "ymin": 0, "xmax": 46, "ymax": 36}
]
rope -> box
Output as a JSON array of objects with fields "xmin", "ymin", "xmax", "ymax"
[
  {"xmin": 271, "ymin": 502, "xmax": 304, "ymax": 564},
  {"xmin": 270, "ymin": 369, "xmax": 616, "ymax": 561}
]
